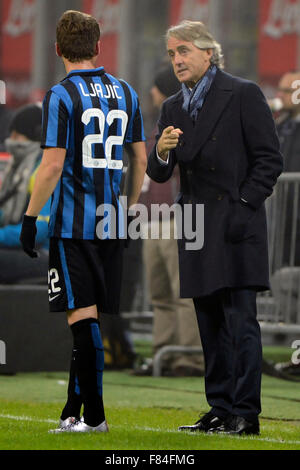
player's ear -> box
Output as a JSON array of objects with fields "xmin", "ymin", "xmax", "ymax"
[
  {"xmin": 95, "ymin": 40, "xmax": 101, "ymax": 57},
  {"xmin": 55, "ymin": 43, "xmax": 62, "ymax": 57}
]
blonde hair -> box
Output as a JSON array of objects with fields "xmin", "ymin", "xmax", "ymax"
[{"xmin": 166, "ymin": 20, "xmax": 224, "ymax": 69}]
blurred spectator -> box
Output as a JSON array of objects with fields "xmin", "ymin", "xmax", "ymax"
[
  {"xmin": 135, "ymin": 65, "xmax": 204, "ymax": 377},
  {"xmin": 0, "ymin": 105, "xmax": 14, "ymax": 152},
  {"xmin": 270, "ymin": 71, "xmax": 300, "ymax": 377},
  {"xmin": 276, "ymin": 71, "xmax": 300, "ymax": 171},
  {"xmin": 0, "ymin": 103, "xmax": 50, "ymax": 284}
]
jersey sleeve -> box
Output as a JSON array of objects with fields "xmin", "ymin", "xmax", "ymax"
[
  {"xmin": 125, "ymin": 95, "xmax": 146, "ymax": 144},
  {"xmin": 41, "ymin": 89, "xmax": 69, "ymax": 149}
]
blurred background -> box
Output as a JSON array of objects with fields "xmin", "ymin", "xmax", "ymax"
[
  {"xmin": 0, "ymin": 0, "xmax": 297, "ymax": 134},
  {"xmin": 1, "ymin": 0, "xmax": 300, "ymax": 377}
]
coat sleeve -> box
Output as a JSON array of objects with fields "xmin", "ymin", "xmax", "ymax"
[
  {"xmin": 146, "ymin": 101, "xmax": 177, "ymax": 183},
  {"xmin": 239, "ymin": 81, "xmax": 283, "ymax": 209}
]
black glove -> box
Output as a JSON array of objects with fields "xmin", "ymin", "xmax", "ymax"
[
  {"xmin": 226, "ymin": 200, "xmax": 256, "ymax": 243},
  {"xmin": 20, "ymin": 214, "xmax": 39, "ymax": 258}
]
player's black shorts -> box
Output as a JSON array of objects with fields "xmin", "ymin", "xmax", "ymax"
[{"xmin": 48, "ymin": 238, "xmax": 124, "ymax": 314}]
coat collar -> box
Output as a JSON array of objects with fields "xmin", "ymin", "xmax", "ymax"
[
  {"xmin": 169, "ymin": 69, "xmax": 234, "ymax": 161},
  {"xmin": 170, "ymin": 68, "xmax": 233, "ymax": 105}
]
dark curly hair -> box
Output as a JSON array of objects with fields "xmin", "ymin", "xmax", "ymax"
[{"xmin": 56, "ymin": 10, "xmax": 100, "ymax": 63}]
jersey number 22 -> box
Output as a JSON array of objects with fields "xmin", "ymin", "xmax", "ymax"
[{"xmin": 81, "ymin": 108, "xmax": 128, "ymax": 170}]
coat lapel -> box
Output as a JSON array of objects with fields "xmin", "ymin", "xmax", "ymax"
[{"xmin": 171, "ymin": 69, "xmax": 234, "ymax": 162}]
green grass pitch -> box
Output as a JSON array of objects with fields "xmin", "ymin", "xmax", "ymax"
[{"xmin": 0, "ymin": 359, "xmax": 299, "ymax": 451}]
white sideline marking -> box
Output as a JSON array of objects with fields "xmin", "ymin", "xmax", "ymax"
[
  {"xmin": 0, "ymin": 414, "xmax": 57, "ymax": 424},
  {"xmin": 0, "ymin": 414, "xmax": 300, "ymax": 446}
]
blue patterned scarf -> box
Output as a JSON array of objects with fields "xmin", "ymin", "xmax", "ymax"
[{"xmin": 182, "ymin": 65, "xmax": 217, "ymax": 121}]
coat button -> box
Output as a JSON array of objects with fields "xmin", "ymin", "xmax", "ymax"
[
  {"xmin": 217, "ymin": 195, "xmax": 223, "ymax": 200},
  {"xmin": 211, "ymin": 136, "xmax": 217, "ymax": 141},
  {"xmin": 210, "ymin": 167, "xmax": 215, "ymax": 171},
  {"xmin": 187, "ymin": 170, "xmax": 192, "ymax": 176}
]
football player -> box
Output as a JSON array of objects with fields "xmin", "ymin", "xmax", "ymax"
[{"xmin": 20, "ymin": 10, "xmax": 147, "ymax": 433}]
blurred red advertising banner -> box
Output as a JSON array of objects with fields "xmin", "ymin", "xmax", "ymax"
[
  {"xmin": 82, "ymin": 0, "xmax": 120, "ymax": 75},
  {"xmin": 169, "ymin": 0, "xmax": 210, "ymax": 25},
  {"xmin": 0, "ymin": 0, "xmax": 36, "ymax": 106},
  {"xmin": 0, "ymin": 0, "xmax": 35, "ymax": 74},
  {"xmin": 259, "ymin": 0, "xmax": 299, "ymax": 87}
]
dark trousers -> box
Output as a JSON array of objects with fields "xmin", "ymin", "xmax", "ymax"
[{"xmin": 193, "ymin": 288, "xmax": 262, "ymax": 423}]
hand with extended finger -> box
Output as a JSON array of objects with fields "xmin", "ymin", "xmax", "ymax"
[{"xmin": 157, "ymin": 126, "xmax": 183, "ymax": 161}]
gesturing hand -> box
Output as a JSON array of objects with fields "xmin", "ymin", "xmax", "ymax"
[{"xmin": 157, "ymin": 126, "xmax": 183, "ymax": 161}]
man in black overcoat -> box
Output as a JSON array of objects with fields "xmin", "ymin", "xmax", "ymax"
[{"xmin": 147, "ymin": 20, "xmax": 283, "ymax": 436}]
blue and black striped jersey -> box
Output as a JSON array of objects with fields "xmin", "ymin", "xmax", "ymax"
[{"xmin": 41, "ymin": 66, "xmax": 145, "ymax": 240}]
